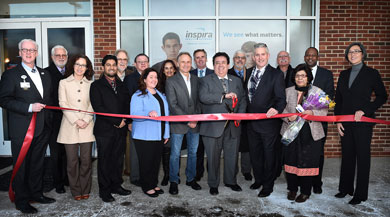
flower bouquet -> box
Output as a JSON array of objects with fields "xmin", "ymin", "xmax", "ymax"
[{"xmin": 281, "ymin": 87, "xmax": 335, "ymax": 145}]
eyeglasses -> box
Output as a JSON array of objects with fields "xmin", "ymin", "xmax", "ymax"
[
  {"xmin": 117, "ymin": 58, "xmax": 128, "ymax": 61},
  {"xmin": 20, "ymin": 48, "xmax": 37, "ymax": 54},
  {"xmin": 136, "ymin": 61, "xmax": 148, "ymax": 64},
  {"xmin": 234, "ymin": 56, "xmax": 246, "ymax": 60},
  {"xmin": 75, "ymin": 63, "xmax": 87, "ymax": 68},
  {"xmin": 54, "ymin": 54, "xmax": 67, "ymax": 58},
  {"xmin": 278, "ymin": 55, "xmax": 289, "ymax": 58},
  {"xmin": 348, "ymin": 50, "xmax": 362, "ymax": 54},
  {"xmin": 295, "ymin": 74, "xmax": 307, "ymax": 79}
]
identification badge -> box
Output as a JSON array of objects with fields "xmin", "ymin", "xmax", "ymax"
[
  {"xmin": 296, "ymin": 104, "xmax": 305, "ymax": 113},
  {"xmin": 20, "ymin": 82, "xmax": 30, "ymax": 89}
]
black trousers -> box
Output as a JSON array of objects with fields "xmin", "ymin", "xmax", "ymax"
[
  {"xmin": 286, "ymin": 172, "xmax": 312, "ymax": 195},
  {"xmin": 196, "ymin": 136, "xmax": 205, "ymax": 178},
  {"xmin": 48, "ymin": 127, "xmax": 67, "ymax": 189},
  {"xmin": 96, "ymin": 131, "xmax": 125, "ymax": 197},
  {"xmin": 247, "ymin": 127, "xmax": 278, "ymax": 192},
  {"xmin": 312, "ymin": 137, "xmax": 325, "ymax": 189},
  {"xmin": 133, "ymin": 139, "xmax": 163, "ymax": 192},
  {"xmin": 11, "ymin": 128, "xmax": 50, "ymax": 207},
  {"xmin": 338, "ymin": 123, "xmax": 373, "ymax": 200}
]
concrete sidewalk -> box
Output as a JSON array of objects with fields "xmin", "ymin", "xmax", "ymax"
[{"xmin": 0, "ymin": 157, "xmax": 389, "ymax": 217}]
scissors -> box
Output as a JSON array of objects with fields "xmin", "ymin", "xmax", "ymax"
[{"xmin": 224, "ymin": 96, "xmax": 239, "ymax": 127}]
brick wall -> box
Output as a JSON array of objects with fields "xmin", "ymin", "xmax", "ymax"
[
  {"xmin": 93, "ymin": 0, "xmax": 116, "ymax": 75},
  {"xmin": 319, "ymin": 0, "xmax": 390, "ymax": 157}
]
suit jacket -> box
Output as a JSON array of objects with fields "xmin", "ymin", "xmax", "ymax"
[
  {"xmin": 90, "ymin": 76, "xmax": 129, "ymax": 137},
  {"xmin": 45, "ymin": 63, "xmax": 65, "ymax": 131},
  {"xmin": 57, "ymin": 75, "xmax": 95, "ymax": 144},
  {"xmin": 228, "ymin": 67, "xmax": 247, "ymax": 82},
  {"xmin": 190, "ymin": 68, "xmax": 214, "ymax": 77},
  {"xmin": 313, "ymin": 66, "xmax": 335, "ymax": 100},
  {"xmin": 0, "ymin": 64, "xmax": 52, "ymax": 138},
  {"xmin": 244, "ymin": 65, "xmax": 286, "ymax": 134},
  {"xmin": 280, "ymin": 86, "xmax": 328, "ymax": 141},
  {"xmin": 335, "ymin": 64, "xmax": 388, "ymax": 126},
  {"xmin": 123, "ymin": 71, "xmax": 141, "ymax": 98},
  {"xmin": 199, "ymin": 73, "xmax": 247, "ymax": 138},
  {"xmin": 276, "ymin": 65, "xmax": 294, "ymax": 88},
  {"xmin": 165, "ymin": 72, "xmax": 201, "ymax": 134}
]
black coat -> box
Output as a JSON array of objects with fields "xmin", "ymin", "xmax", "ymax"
[
  {"xmin": 276, "ymin": 65, "xmax": 294, "ymax": 88},
  {"xmin": 313, "ymin": 66, "xmax": 335, "ymax": 100},
  {"xmin": 90, "ymin": 76, "xmax": 129, "ymax": 137},
  {"xmin": 335, "ymin": 64, "xmax": 388, "ymax": 126},
  {"xmin": 123, "ymin": 71, "xmax": 141, "ymax": 98},
  {"xmin": 0, "ymin": 64, "xmax": 52, "ymax": 138},
  {"xmin": 190, "ymin": 68, "xmax": 214, "ymax": 77}
]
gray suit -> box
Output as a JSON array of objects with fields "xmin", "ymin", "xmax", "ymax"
[{"xmin": 199, "ymin": 73, "xmax": 247, "ymax": 188}]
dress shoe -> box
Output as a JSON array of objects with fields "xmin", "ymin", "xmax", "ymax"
[
  {"xmin": 56, "ymin": 186, "xmax": 66, "ymax": 194},
  {"xmin": 225, "ymin": 184, "xmax": 242, "ymax": 192},
  {"xmin": 130, "ymin": 180, "xmax": 141, "ymax": 187},
  {"xmin": 154, "ymin": 188, "xmax": 164, "ymax": 194},
  {"xmin": 100, "ymin": 194, "xmax": 115, "ymax": 203},
  {"xmin": 31, "ymin": 195, "xmax": 56, "ymax": 204},
  {"xmin": 186, "ymin": 180, "xmax": 201, "ymax": 190},
  {"xmin": 81, "ymin": 194, "xmax": 90, "ymax": 200},
  {"xmin": 144, "ymin": 190, "xmax": 159, "ymax": 198},
  {"xmin": 258, "ymin": 189, "xmax": 272, "ymax": 197},
  {"xmin": 195, "ymin": 174, "xmax": 203, "ymax": 182},
  {"xmin": 250, "ymin": 182, "xmax": 262, "ymax": 190},
  {"xmin": 112, "ymin": 186, "xmax": 132, "ymax": 195},
  {"xmin": 16, "ymin": 203, "xmax": 38, "ymax": 214},
  {"xmin": 295, "ymin": 194, "xmax": 310, "ymax": 203},
  {"xmin": 209, "ymin": 187, "xmax": 219, "ymax": 195},
  {"xmin": 313, "ymin": 187, "xmax": 322, "ymax": 194},
  {"xmin": 335, "ymin": 192, "xmax": 353, "ymax": 198},
  {"xmin": 161, "ymin": 175, "xmax": 169, "ymax": 186},
  {"xmin": 243, "ymin": 173, "xmax": 253, "ymax": 181},
  {"xmin": 74, "ymin": 195, "xmax": 82, "ymax": 201},
  {"xmin": 287, "ymin": 191, "xmax": 297, "ymax": 200},
  {"xmin": 349, "ymin": 197, "xmax": 365, "ymax": 205},
  {"xmin": 169, "ymin": 182, "xmax": 178, "ymax": 195}
]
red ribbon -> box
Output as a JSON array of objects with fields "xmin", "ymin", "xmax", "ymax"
[{"xmin": 9, "ymin": 113, "xmax": 36, "ymax": 202}]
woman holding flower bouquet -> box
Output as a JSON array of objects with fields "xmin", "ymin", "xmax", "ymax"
[{"xmin": 280, "ymin": 64, "xmax": 329, "ymax": 203}]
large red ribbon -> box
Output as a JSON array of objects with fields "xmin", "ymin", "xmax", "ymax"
[{"xmin": 9, "ymin": 106, "xmax": 390, "ymax": 202}]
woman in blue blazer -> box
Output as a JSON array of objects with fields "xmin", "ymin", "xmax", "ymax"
[{"xmin": 130, "ymin": 68, "xmax": 170, "ymax": 197}]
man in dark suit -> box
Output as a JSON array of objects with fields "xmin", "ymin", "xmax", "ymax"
[
  {"xmin": 90, "ymin": 55, "xmax": 132, "ymax": 203},
  {"xmin": 123, "ymin": 53, "xmax": 150, "ymax": 186},
  {"xmin": 245, "ymin": 43, "xmax": 286, "ymax": 197},
  {"xmin": 189, "ymin": 49, "xmax": 213, "ymax": 181},
  {"xmin": 227, "ymin": 50, "xmax": 253, "ymax": 181},
  {"xmin": 276, "ymin": 51, "xmax": 294, "ymax": 88},
  {"xmin": 199, "ymin": 52, "xmax": 247, "ymax": 195},
  {"xmin": 165, "ymin": 52, "xmax": 201, "ymax": 195},
  {"xmin": 44, "ymin": 45, "xmax": 68, "ymax": 194},
  {"xmin": 0, "ymin": 39, "xmax": 55, "ymax": 214},
  {"xmin": 304, "ymin": 47, "xmax": 335, "ymax": 194}
]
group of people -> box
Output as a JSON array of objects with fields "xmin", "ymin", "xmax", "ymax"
[{"xmin": 0, "ymin": 38, "xmax": 387, "ymax": 214}]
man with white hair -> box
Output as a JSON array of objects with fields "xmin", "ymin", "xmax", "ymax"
[
  {"xmin": 276, "ymin": 51, "xmax": 294, "ymax": 88},
  {"xmin": 44, "ymin": 45, "xmax": 69, "ymax": 194},
  {"xmin": 0, "ymin": 39, "xmax": 55, "ymax": 214}
]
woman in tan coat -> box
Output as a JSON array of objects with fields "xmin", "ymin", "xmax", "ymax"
[
  {"xmin": 57, "ymin": 54, "xmax": 95, "ymax": 200},
  {"xmin": 280, "ymin": 64, "xmax": 328, "ymax": 203}
]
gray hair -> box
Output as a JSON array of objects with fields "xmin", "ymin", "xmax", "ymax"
[
  {"xmin": 51, "ymin": 45, "xmax": 68, "ymax": 56},
  {"xmin": 177, "ymin": 51, "xmax": 192, "ymax": 61},
  {"xmin": 18, "ymin": 39, "xmax": 38, "ymax": 50},
  {"xmin": 233, "ymin": 50, "xmax": 246, "ymax": 58},
  {"xmin": 115, "ymin": 49, "xmax": 129, "ymax": 58},
  {"xmin": 254, "ymin": 43, "xmax": 269, "ymax": 54}
]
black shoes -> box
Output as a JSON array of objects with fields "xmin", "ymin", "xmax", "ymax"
[
  {"xmin": 349, "ymin": 197, "xmax": 365, "ymax": 205},
  {"xmin": 250, "ymin": 182, "xmax": 262, "ymax": 190},
  {"xmin": 111, "ymin": 186, "xmax": 132, "ymax": 195},
  {"xmin": 169, "ymin": 182, "xmax": 179, "ymax": 195},
  {"xmin": 287, "ymin": 191, "xmax": 297, "ymax": 200},
  {"xmin": 258, "ymin": 189, "xmax": 272, "ymax": 197},
  {"xmin": 295, "ymin": 194, "xmax": 310, "ymax": 203},
  {"xmin": 186, "ymin": 180, "xmax": 202, "ymax": 190},
  {"xmin": 209, "ymin": 187, "xmax": 219, "ymax": 195},
  {"xmin": 161, "ymin": 175, "xmax": 169, "ymax": 186},
  {"xmin": 144, "ymin": 190, "xmax": 159, "ymax": 198},
  {"xmin": 243, "ymin": 173, "xmax": 253, "ymax": 181},
  {"xmin": 313, "ymin": 187, "xmax": 322, "ymax": 194},
  {"xmin": 225, "ymin": 184, "xmax": 242, "ymax": 192},
  {"xmin": 335, "ymin": 192, "xmax": 353, "ymax": 198},
  {"xmin": 56, "ymin": 186, "xmax": 66, "ymax": 194},
  {"xmin": 16, "ymin": 203, "xmax": 38, "ymax": 214},
  {"xmin": 31, "ymin": 195, "xmax": 56, "ymax": 204},
  {"xmin": 155, "ymin": 188, "xmax": 164, "ymax": 194},
  {"xmin": 130, "ymin": 180, "xmax": 141, "ymax": 187},
  {"xmin": 100, "ymin": 194, "xmax": 115, "ymax": 203}
]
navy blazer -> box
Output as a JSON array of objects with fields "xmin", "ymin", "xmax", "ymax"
[
  {"xmin": 190, "ymin": 68, "xmax": 214, "ymax": 77},
  {"xmin": 45, "ymin": 63, "xmax": 65, "ymax": 130},
  {"xmin": 244, "ymin": 65, "xmax": 286, "ymax": 133},
  {"xmin": 0, "ymin": 64, "xmax": 52, "ymax": 138},
  {"xmin": 313, "ymin": 66, "xmax": 335, "ymax": 100}
]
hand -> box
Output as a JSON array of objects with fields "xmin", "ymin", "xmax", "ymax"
[
  {"xmin": 266, "ymin": 108, "xmax": 278, "ymax": 118},
  {"xmin": 354, "ymin": 110, "xmax": 365, "ymax": 122},
  {"xmin": 128, "ymin": 123, "xmax": 132, "ymax": 131},
  {"xmin": 164, "ymin": 138, "xmax": 169, "ymax": 144},
  {"xmin": 75, "ymin": 119, "xmax": 87, "ymax": 129},
  {"xmin": 337, "ymin": 123, "xmax": 345, "ymax": 137},
  {"xmin": 32, "ymin": 103, "xmax": 45, "ymax": 112},
  {"xmin": 224, "ymin": 92, "xmax": 237, "ymax": 99},
  {"xmin": 288, "ymin": 115, "xmax": 298, "ymax": 122},
  {"xmin": 302, "ymin": 110, "xmax": 314, "ymax": 115},
  {"xmin": 148, "ymin": 111, "xmax": 158, "ymax": 117},
  {"xmin": 118, "ymin": 119, "xmax": 126, "ymax": 128},
  {"xmin": 188, "ymin": 121, "xmax": 197, "ymax": 128}
]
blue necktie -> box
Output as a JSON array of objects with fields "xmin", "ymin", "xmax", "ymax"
[{"xmin": 199, "ymin": 69, "xmax": 204, "ymax": 77}]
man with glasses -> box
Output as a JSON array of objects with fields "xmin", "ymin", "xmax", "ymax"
[
  {"xmin": 43, "ymin": 45, "xmax": 69, "ymax": 195},
  {"xmin": 276, "ymin": 51, "xmax": 294, "ymax": 88},
  {"xmin": 90, "ymin": 55, "xmax": 132, "ymax": 202},
  {"xmin": 245, "ymin": 43, "xmax": 286, "ymax": 198},
  {"xmin": 304, "ymin": 47, "xmax": 334, "ymax": 194},
  {"xmin": 123, "ymin": 53, "xmax": 150, "ymax": 187},
  {"xmin": 228, "ymin": 50, "xmax": 253, "ymax": 181},
  {"xmin": 0, "ymin": 39, "xmax": 55, "ymax": 213}
]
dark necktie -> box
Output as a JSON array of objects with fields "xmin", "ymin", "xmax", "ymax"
[
  {"xmin": 31, "ymin": 68, "xmax": 36, "ymax": 73},
  {"xmin": 199, "ymin": 69, "xmax": 204, "ymax": 78},
  {"xmin": 110, "ymin": 80, "xmax": 117, "ymax": 93},
  {"xmin": 249, "ymin": 69, "xmax": 262, "ymax": 102},
  {"xmin": 220, "ymin": 78, "xmax": 228, "ymax": 93}
]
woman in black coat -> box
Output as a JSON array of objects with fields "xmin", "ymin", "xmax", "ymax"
[{"xmin": 334, "ymin": 42, "xmax": 388, "ymax": 205}]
